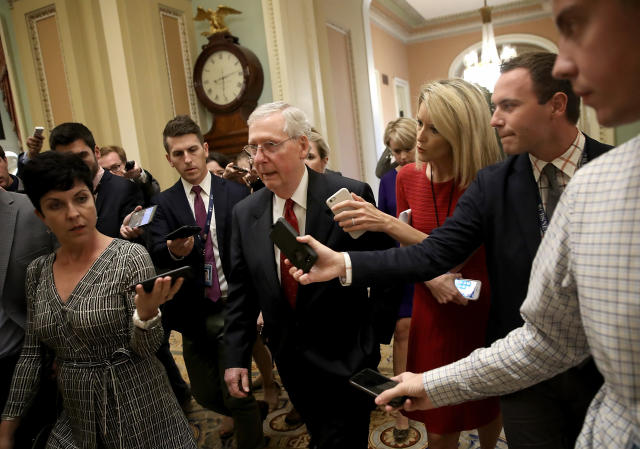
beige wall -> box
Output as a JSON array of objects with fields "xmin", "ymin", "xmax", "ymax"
[
  {"xmin": 370, "ymin": 22, "xmax": 410, "ymax": 127},
  {"xmin": 407, "ymin": 17, "xmax": 559, "ymax": 104}
]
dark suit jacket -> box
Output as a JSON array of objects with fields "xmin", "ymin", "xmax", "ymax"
[
  {"xmin": 224, "ymin": 168, "xmax": 396, "ymax": 380},
  {"xmin": 351, "ymin": 134, "xmax": 612, "ymax": 344},
  {"xmin": 0, "ymin": 190, "xmax": 55, "ymax": 338},
  {"xmin": 95, "ymin": 170, "xmax": 143, "ymax": 238},
  {"xmin": 148, "ymin": 174, "xmax": 249, "ymax": 338}
]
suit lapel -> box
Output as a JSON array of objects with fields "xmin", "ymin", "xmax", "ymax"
[
  {"xmin": 508, "ymin": 154, "xmax": 542, "ymax": 260},
  {"xmin": 250, "ymin": 189, "xmax": 281, "ymax": 297},
  {"xmin": 168, "ymin": 180, "xmax": 197, "ymax": 226},
  {"xmin": 0, "ymin": 192, "xmax": 17, "ymax": 297},
  {"xmin": 94, "ymin": 170, "xmax": 112, "ymax": 215},
  {"xmin": 305, "ymin": 169, "xmax": 336, "ymax": 244}
]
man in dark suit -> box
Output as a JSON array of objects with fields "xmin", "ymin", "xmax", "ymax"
[
  {"xmin": 48, "ymin": 123, "xmax": 143, "ymax": 238},
  {"xmin": 0, "ymin": 189, "xmax": 56, "ymax": 446},
  {"xmin": 292, "ymin": 53, "xmax": 611, "ymax": 449},
  {"xmin": 223, "ymin": 102, "xmax": 395, "ymax": 449},
  {"xmin": 147, "ymin": 116, "xmax": 264, "ymax": 449}
]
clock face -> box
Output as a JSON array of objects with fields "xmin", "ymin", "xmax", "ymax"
[{"xmin": 201, "ymin": 50, "xmax": 246, "ymax": 107}]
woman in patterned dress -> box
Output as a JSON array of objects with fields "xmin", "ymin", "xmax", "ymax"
[
  {"xmin": 329, "ymin": 79, "xmax": 503, "ymax": 449},
  {"xmin": 0, "ymin": 152, "xmax": 197, "ymax": 449}
]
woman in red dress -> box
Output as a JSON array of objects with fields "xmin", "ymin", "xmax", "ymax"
[{"xmin": 331, "ymin": 79, "xmax": 503, "ymax": 448}]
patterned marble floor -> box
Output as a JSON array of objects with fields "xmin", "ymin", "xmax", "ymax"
[{"xmin": 170, "ymin": 332, "xmax": 507, "ymax": 449}]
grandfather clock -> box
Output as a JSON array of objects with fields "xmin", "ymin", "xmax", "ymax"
[{"xmin": 192, "ymin": 31, "xmax": 264, "ymax": 155}]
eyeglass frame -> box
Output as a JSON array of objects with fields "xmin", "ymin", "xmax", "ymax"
[{"xmin": 242, "ymin": 136, "xmax": 297, "ymax": 159}]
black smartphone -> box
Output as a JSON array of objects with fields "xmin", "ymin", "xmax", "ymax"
[
  {"xmin": 232, "ymin": 165, "xmax": 249, "ymax": 173},
  {"xmin": 165, "ymin": 225, "xmax": 201, "ymax": 241},
  {"xmin": 125, "ymin": 160, "xmax": 135, "ymax": 171},
  {"xmin": 269, "ymin": 217, "xmax": 317, "ymax": 273},
  {"xmin": 127, "ymin": 266, "xmax": 192, "ymax": 293},
  {"xmin": 349, "ymin": 368, "xmax": 408, "ymax": 408},
  {"xmin": 128, "ymin": 205, "xmax": 157, "ymax": 228}
]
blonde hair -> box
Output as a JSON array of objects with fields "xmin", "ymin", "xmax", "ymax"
[
  {"xmin": 418, "ymin": 78, "xmax": 502, "ymax": 189},
  {"xmin": 383, "ymin": 117, "xmax": 417, "ymax": 151}
]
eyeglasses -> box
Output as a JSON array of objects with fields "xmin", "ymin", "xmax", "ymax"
[
  {"xmin": 243, "ymin": 136, "xmax": 295, "ymax": 158},
  {"xmin": 106, "ymin": 163, "xmax": 124, "ymax": 173}
]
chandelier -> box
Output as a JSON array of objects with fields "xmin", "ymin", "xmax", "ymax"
[{"xmin": 463, "ymin": 0, "xmax": 517, "ymax": 92}]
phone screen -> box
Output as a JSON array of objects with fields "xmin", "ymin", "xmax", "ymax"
[
  {"xmin": 129, "ymin": 205, "xmax": 157, "ymax": 228},
  {"xmin": 454, "ymin": 279, "xmax": 480, "ymax": 299}
]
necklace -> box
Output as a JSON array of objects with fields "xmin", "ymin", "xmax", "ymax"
[{"xmin": 429, "ymin": 164, "xmax": 455, "ymax": 227}]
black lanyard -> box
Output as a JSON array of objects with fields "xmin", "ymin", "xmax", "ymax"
[{"xmin": 430, "ymin": 164, "xmax": 454, "ymax": 227}]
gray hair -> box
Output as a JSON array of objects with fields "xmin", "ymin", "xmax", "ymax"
[{"xmin": 247, "ymin": 101, "xmax": 311, "ymax": 139}]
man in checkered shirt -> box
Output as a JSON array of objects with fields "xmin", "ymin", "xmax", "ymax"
[{"xmin": 289, "ymin": 1, "xmax": 640, "ymax": 447}]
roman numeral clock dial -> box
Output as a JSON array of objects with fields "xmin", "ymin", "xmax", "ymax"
[{"xmin": 193, "ymin": 31, "xmax": 264, "ymax": 155}]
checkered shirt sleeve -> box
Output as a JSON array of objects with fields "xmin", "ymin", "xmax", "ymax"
[{"xmin": 423, "ymin": 135, "xmax": 640, "ymax": 449}]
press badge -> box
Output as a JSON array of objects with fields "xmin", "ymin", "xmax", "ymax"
[{"xmin": 204, "ymin": 263, "xmax": 214, "ymax": 287}]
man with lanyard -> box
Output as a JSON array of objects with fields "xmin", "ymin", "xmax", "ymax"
[
  {"xmin": 293, "ymin": 52, "xmax": 611, "ymax": 449},
  {"xmin": 148, "ymin": 116, "xmax": 265, "ymax": 449}
]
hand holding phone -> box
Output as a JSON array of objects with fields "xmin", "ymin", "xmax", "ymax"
[
  {"xmin": 270, "ymin": 217, "xmax": 317, "ymax": 273},
  {"xmin": 33, "ymin": 126, "xmax": 44, "ymax": 137},
  {"xmin": 326, "ymin": 188, "xmax": 365, "ymax": 239},
  {"xmin": 349, "ymin": 368, "xmax": 408, "ymax": 408}
]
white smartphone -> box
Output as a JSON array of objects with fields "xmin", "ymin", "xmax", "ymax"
[
  {"xmin": 398, "ymin": 208, "xmax": 412, "ymax": 224},
  {"xmin": 326, "ymin": 187, "xmax": 365, "ymax": 239},
  {"xmin": 33, "ymin": 126, "xmax": 44, "ymax": 137},
  {"xmin": 454, "ymin": 279, "xmax": 481, "ymax": 300}
]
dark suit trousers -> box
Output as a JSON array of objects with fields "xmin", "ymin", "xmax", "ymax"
[
  {"xmin": 182, "ymin": 308, "xmax": 264, "ymax": 449},
  {"xmin": 500, "ymin": 358, "xmax": 603, "ymax": 449},
  {"xmin": 155, "ymin": 327, "xmax": 190, "ymax": 404},
  {"xmin": 275, "ymin": 354, "xmax": 373, "ymax": 449}
]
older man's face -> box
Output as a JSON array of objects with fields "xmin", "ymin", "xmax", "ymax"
[
  {"xmin": 248, "ymin": 112, "xmax": 308, "ymax": 198},
  {"xmin": 552, "ymin": 0, "xmax": 640, "ymax": 127}
]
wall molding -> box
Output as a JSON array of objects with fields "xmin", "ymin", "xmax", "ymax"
[
  {"xmin": 261, "ymin": 0, "xmax": 284, "ymax": 101},
  {"xmin": 26, "ymin": 4, "xmax": 71, "ymax": 129},
  {"xmin": 159, "ymin": 5, "xmax": 198, "ymax": 120}
]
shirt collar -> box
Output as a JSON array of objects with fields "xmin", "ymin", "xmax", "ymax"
[
  {"xmin": 93, "ymin": 166, "xmax": 105, "ymax": 192},
  {"xmin": 181, "ymin": 171, "xmax": 212, "ymax": 197},
  {"xmin": 529, "ymin": 131, "xmax": 585, "ymax": 183},
  {"xmin": 273, "ymin": 166, "xmax": 309, "ymax": 213}
]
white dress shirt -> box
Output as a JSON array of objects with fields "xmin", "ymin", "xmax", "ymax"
[{"xmin": 272, "ymin": 168, "xmax": 308, "ymax": 282}]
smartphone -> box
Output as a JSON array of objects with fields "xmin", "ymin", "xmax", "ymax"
[
  {"xmin": 165, "ymin": 225, "xmax": 201, "ymax": 241},
  {"xmin": 232, "ymin": 165, "xmax": 249, "ymax": 173},
  {"xmin": 128, "ymin": 205, "xmax": 157, "ymax": 228},
  {"xmin": 270, "ymin": 217, "xmax": 317, "ymax": 273},
  {"xmin": 326, "ymin": 188, "xmax": 365, "ymax": 239},
  {"xmin": 398, "ymin": 208, "xmax": 412, "ymax": 224},
  {"xmin": 125, "ymin": 160, "xmax": 135, "ymax": 171},
  {"xmin": 349, "ymin": 368, "xmax": 408, "ymax": 408},
  {"xmin": 33, "ymin": 126, "xmax": 44, "ymax": 137},
  {"xmin": 127, "ymin": 266, "xmax": 192, "ymax": 293},
  {"xmin": 454, "ymin": 279, "xmax": 482, "ymax": 300}
]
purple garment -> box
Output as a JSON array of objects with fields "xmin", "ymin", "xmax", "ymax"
[{"xmin": 377, "ymin": 169, "xmax": 413, "ymax": 318}]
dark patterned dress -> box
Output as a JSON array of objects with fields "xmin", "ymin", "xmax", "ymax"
[{"xmin": 1, "ymin": 239, "xmax": 196, "ymax": 449}]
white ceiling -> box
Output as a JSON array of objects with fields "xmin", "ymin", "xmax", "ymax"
[{"xmin": 405, "ymin": 0, "xmax": 524, "ymax": 21}]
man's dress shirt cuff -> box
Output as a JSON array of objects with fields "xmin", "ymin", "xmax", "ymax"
[{"xmin": 339, "ymin": 252, "xmax": 352, "ymax": 286}]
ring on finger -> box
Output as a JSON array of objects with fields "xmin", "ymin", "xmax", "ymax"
[{"xmin": 352, "ymin": 218, "xmax": 356, "ymax": 226}]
